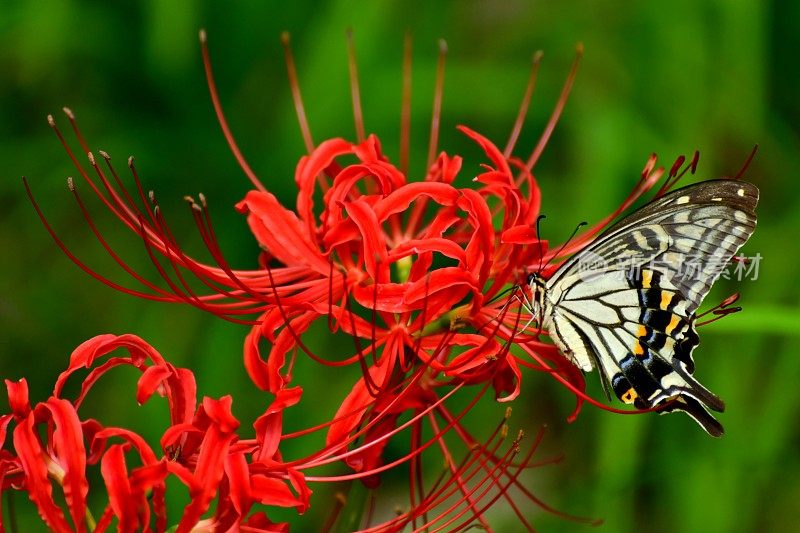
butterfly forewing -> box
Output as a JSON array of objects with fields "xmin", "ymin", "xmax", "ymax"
[{"xmin": 538, "ymin": 179, "xmax": 758, "ymax": 436}]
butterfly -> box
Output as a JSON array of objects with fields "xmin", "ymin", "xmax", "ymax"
[{"xmin": 524, "ymin": 179, "xmax": 758, "ymax": 436}]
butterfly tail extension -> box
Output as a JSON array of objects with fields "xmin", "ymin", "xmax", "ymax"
[{"xmin": 658, "ymin": 394, "xmax": 724, "ymax": 437}]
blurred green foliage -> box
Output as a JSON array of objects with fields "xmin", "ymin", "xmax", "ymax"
[{"xmin": 1, "ymin": 1, "xmax": 798, "ymax": 531}]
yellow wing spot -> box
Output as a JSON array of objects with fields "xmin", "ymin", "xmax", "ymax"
[
  {"xmin": 621, "ymin": 388, "xmax": 638, "ymax": 404},
  {"xmin": 633, "ymin": 340, "xmax": 645, "ymax": 357},
  {"xmin": 665, "ymin": 314, "xmax": 681, "ymax": 335},
  {"xmin": 737, "ymin": 187, "xmax": 745, "ymax": 197},
  {"xmin": 641, "ymin": 270, "xmax": 653, "ymax": 289},
  {"xmin": 660, "ymin": 291, "xmax": 674, "ymax": 310},
  {"xmin": 637, "ymin": 324, "xmax": 648, "ymax": 338}
]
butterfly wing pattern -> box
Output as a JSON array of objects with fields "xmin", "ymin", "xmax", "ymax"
[{"xmin": 535, "ymin": 179, "xmax": 758, "ymax": 436}]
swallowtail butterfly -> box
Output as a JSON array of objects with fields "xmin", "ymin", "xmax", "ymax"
[{"xmin": 526, "ymin": 179, "xmax": 758, "ymax": 436}]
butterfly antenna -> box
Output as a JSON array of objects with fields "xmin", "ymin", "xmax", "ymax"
[
  {"xmin": 535, "ymin": 214, "xmax": 547, "ymax": 274},
  {"xmin": 544, "ymin": 220, "xmax": 587, "ymax": 271},
  {"xmin": 733, "ymin": 144, "xmax": 759, "ymax": 180},
  {"xmin": 485, "ymin": 284, "xmax": 519, "ymax": 305}
]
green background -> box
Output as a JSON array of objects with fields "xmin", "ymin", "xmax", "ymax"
[{"xmin": 1, "ymin": 1, "xmax": 798, "ymax": 531}]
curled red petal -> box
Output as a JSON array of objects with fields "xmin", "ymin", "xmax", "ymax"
[
  {"xmin": 202, "ymin": 395, "xmax": 240, "ymax": 433},
  {"xmin": 236, "ymin": 190, "xmax": 329, "ymax": 274},
  {"xmin": 244, "ymin": 321, "xmax": 272, "ymax": 392},
  {"xmin": 325, "ymin": 363, "xmax": 388, "ymax": 449},
  {"xmin": 45, "ymin": 398, "xmax": 89, "ymax": 532},
  {"xmin": 100, "ymin": 444, "xmax": 138, "ymax": 533},
  {"xmin": 129, "ymin": 460, "xmax": 170, "ymax": 531},
  {"xmin": 342, "ymin": 198, "xmax": 389, "ymax": 282},
  {"xmin": 250, "ymin": 474, "xmax": 307, "ymax": 511},
  {"xmin": 136, "ymin": 365, "xmax": 172, "ymax": 405},
  {"xmin": 387, "ymin": 237, "xmax": 467, "ymax": 265},
  {"xmin": 254, "ymin": 387, "xmax": 303, "ymax": 461},
  {"xmin": 12, "ymin": 415, "xmax": 72, "ymax": 532},
  {"xmin": 501, "ymin": 224, "xmax": 547, "ymax": 246},
  {"xmin": 295, "ymin": 137, "xmax": 354, "ymax": 232},
  {"xmin": 493, "ymin": 356, "xmax": 522, "ymax": 402},
  {"xmin": 372, "ymin": 182, "xmax": 460, "ymax": 221},
  {"xmin": 176, "ymin": 396, "xmax": 239, "ymax": 533},
  {"xmin": 457, "ymin": 125, "xmax": 512, "ymax": 177},
  {"xmin": 55, "ymin": 334, "xmax": 165, "ymax": 398},
  {"xmin": 224, "ymin": 450, "xmax": 252, "ymax": 519},
  {"xmin": 0, "ymin": 414, "xmax": 11, "ymax": 450},
  {"xmin": 160, "ymin": 422, "xmax": 201, "ymax": 452},
  {"xmin": 5, "ymin": 379, "xmax": 30, "ymax": 418},
  {"xmin": 456, "ymin": 189, "xmax": 494, "ymax": 291},
  {"xmin": 93, "ymin": 427, "xmax": 158, "ymax": 466},
  {"xmin": 425, "ymin": 152, "xmax": 463, "ymax": 184},
  {"xmin": 267, "ymin": 314, "xmax": 317, "ymax": 385},
  {"xmin": 442, "ymin": 335, "xmax": 504, "ymax": 374}
]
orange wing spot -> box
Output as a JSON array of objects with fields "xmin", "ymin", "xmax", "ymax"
[
  {"xmin": 665, "ymin": 314, "xmax": 681, "ymax": 335},
  {"xmin": 633, "ymin": 340, "xmax": 645, "ymax": 357},
  {"xmin": 621, "ymin": 388, "xmax": 638, "ymax": 404},
  {"xmin": 637, "ymin": 324, "xmax": 648, "ymax": 338},
  {"xmin": 660, "ymin": 291, "xmax": 674, "ymax": 310},
  {"xmin": 641, "ymin": 270, "xmax": 653, "ymax": 289}
]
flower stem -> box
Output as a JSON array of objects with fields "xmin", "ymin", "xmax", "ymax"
[
  {"xmin": 6, "ymin": 491, "xmax": 18, "ymax": 533},
  {"xmin": 333, "ymin": 480, "xmax": 370, "ymax": 533}
]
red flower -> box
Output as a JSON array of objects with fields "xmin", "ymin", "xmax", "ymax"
[
  {"xmin": 15, "ymin": 32, "xmax": 696, "ymax": 531},
  {"xmin": 1, "ymin": 334, "xmax": 312, "ymax": 532}
]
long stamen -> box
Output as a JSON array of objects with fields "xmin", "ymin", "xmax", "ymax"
[
  {"xmin": 346, "ymin": 28, "xmax": 366, "ymax": 143},
  {"xmin": 199, "ymin": 30, "xmax": 266, "ymax": 192},
  {"xmin": 62, "ymin": 107, "xmax": 89, "ymax": 153},
  {"xmin": 655, "ymin": 150, "xmax": 699, "ymax": 197},
  {"xmin": 24, "ymin": 177, "xmax": 170, "ymax": 301},
  {"xmin": 525, "ymin": 42, "xmax": 583, "ymax": 170},
  {"xmin": 426, "ymin": 39, "xmax": 447, "ymax": 171},
  {"xmin": 504, "ymin": 51, "xmax": 543, "ymax": 158},
  {"xmin": 303, "ymin": 382, "xmax": 482, "ymax": 474},
  {"xmin": 697, "ymin": 293, "xmax": 742, "ymax": 326},
  {"xmin": 733, "ymin": 144, "xmax": 759, "ymax": 180},
  {"xmin": 68, "ymin": 178, "xmax": 173, "ymax": 300},
  {"xmin": 292, "ymin": 337, "xmax": 464, "ymax": 468},
  {"xmin": 400, "ymin": 33, "xmax": 413, "ymax": 177},
  {"xmin": 98, "ymin": 151, "xmax": 147, "ymax": 225},
  {"xmin": 415, "ymin": 426, "xmax": 520, "ymax": 532},
  {"xmin": 281, "ymin": 31, "xmax": 315, "ymax": 154}
]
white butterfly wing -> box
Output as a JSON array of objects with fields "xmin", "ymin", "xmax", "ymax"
[{"xmin": 542, "ymin": 180, "xmax": 758, "ymax": 436}]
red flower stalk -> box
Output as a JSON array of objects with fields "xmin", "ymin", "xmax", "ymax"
[{"xmin": 15, "ymin": 31, "xmax": 700, "ymax": 531}]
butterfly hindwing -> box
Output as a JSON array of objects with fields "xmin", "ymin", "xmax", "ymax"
[{"xmin": 537, "ymin": 179, "xmax": 758, "ymax": 436}]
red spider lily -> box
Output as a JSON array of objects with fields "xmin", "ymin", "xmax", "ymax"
[
  {"xmin": 14, "ymin": 30, "xmax": 701, "ymax": 531},
  {"xmin": 1, "ymin": 334, "xmax": 312, "ymax": 532}
]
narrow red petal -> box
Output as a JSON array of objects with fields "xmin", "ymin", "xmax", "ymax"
[
  {"xmin": 100, "ymin": 444, "xmax": 138, "ymax": 533},
  {"xmin": 12, "ymin": 416, "xmax": 73, "ymax": 532},
  {"xmin": 45, "ymin": 398, "xmax": 89, "ymax": 532},
  {"xmin": 136, "ymin": 365, "xmax": 173, "ymax": 404},
  {"xmin": 250, "ymin": 474, "xmax": 307, "ymax": 510},
  {"xmin": 5, "ymin": 379, "xmax": 31, "ymax": 418},
  {"xmin": 457, "ymin": 125, "xmax": 512, "ymax": 177},
  {"xmin": 342, "ymin": 198, "xmax": 389, "ymax": 282},
  {"xmin": 224, "ymin": 450, "xmax": 253, "ymax": 518},
  {"xmin": 254, "ymin": 387, "xmax": 302, "ymax": 461},
  {"xmin": 236, "ymin": 190, "xmax": 329, "ymax": 274}
]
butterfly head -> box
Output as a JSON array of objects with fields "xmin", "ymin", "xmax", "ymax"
[{"xmin": 525, "ymin": 271, "xmax": 547, "ymax": 320}]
